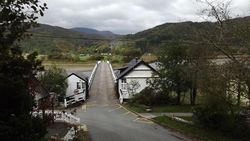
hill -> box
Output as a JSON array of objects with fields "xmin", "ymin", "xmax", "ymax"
[
  {"xmin": 125, "ymin": 16, "xmax": 250, "ymax": 54},
  {"xmin": 71, "ymin": 27, "xmax": 117, "ymax": 36},
  {"xmin": 20, "ymin": 24, "xmax": 115, "ymax": 54}
]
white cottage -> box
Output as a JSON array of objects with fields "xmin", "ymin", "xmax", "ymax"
[
  {"xmin": 64, "ymin": 72, "xmax": 89, "ymax": 107},
  {"xmin": 116, "ymin": 59, "xmax": 157, "ymax": 103}
]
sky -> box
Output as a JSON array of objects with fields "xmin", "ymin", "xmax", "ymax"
[{"xmin": 38, "ymin": 0, "xmax": 250, "ymax": 35}]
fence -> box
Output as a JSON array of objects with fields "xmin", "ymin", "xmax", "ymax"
[
  {"xmin": 107, "ymin": 61, "xmax": 117, "ymax": 83},
  {"xmin": 33, "ymin": 110, "xmax": 80, "ymax": 124},
  {"xmin": 88, "ymin": 61, "xmax": 101, "ymax": 89}
]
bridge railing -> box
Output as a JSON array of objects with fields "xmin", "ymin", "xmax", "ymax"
[
  {"xmin": 88, "ymin": 61, "xmax": 101, "ymax": 89},
  {"xmin": 107, "ymin": 61, "xmax": 117, "ymax": 83}
]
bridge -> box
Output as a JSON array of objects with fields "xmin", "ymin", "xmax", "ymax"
[{"xmin": 73, "ymin": 62, "xmax": 190, "ymax": 141}]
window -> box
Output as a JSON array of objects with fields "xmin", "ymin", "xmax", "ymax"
[
  {"xmin": 121, "ymin": 78, "xmax": 127, "ymax": 90},
  {"xmin": 82, "ymin": 82, "xmax": 85, "ymax": 89},
  {"xmin": 77, "ymin": 82, "xmax": 81, "ymax": 89},
  {"xmin": 121, "ymin": 79, "xmax": 126, "ymax": 83}
]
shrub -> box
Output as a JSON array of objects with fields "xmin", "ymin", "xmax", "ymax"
[
  {"xmin": 111, "ymin": 57, "xmax": 119, "ymax": 64},
  {"xmin": 48, "ymin": 52, "xmax": 64, "ymax": 60},
  {"xmin": 88, "ymin": 54, "xmax": 104, "ymax": 61},
  {"xmin": 194, "ymin": 102, "xmax": 250, "ymax": 140},
  {"xmin": 128, "ymin": 87, "xmax": 174, "ymax": 106}
]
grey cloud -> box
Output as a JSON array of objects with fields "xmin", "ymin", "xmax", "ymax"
[{"xmin": 38, "ymin": 0, "xmax": 250, "ymax": 34}]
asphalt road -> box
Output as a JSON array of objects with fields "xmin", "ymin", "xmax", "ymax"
[{"xmin": 75, "ymin": 62, "xmax": 191, "ymax": 141}]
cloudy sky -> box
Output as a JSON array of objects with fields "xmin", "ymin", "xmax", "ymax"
[{"xmin": 38, "ymin": 0, "xmax": 250, "ymax": 35}]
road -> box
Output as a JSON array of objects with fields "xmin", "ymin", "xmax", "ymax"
[{"xmin": 75, "ymin": 62, "xmax": 191, "ymax": 141}]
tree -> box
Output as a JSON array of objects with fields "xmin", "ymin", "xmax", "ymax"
[
  {"xmin": 0, "ymin": 0, "xmax": 47, "ymax": 140},
  {"xmin": 186, "ymin": 44, "xmax": 211, "ymax": 105},
  {"xmin": 193, "ymin": 1, "xmax": 250, "ymax": 139},
  {"xmin": 149, "ymin": 40, "xmax": 190, "ymax": 104},
  {"xmin": 39, "ymin": 66, "xmax": 68, "ymax": 102},
  {"xmin": 123, "ymin": 48, "xmax": 141, "ymax": 62},
  {"xmin": 197, "ymin": 0, "xmax": 250, "ymax": 106},
  {"xmin": 127, "ymin": 80, "xmax": 141, "ymax": 96}
]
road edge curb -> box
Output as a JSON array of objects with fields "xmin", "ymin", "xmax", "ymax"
[{"xmin": 119, "ymin": 104, "xmax": 202, "ymax": 141}]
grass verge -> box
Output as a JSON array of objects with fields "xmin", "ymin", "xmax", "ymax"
[
  {"xmin": 73, "ymin": 130, "xmax": 90, "ymax": 141},
  {"xmin": 176, "ymin": 116, "xmax": 193, "ymax": 122},
  {"xmin": 43, "ymin": 60, "xmax": 96, "ymax": 66},
  {"xmin": 124, "ymin": 104, "xmax": 195, "ymax": 113},
  {"xmin": 152, "ymin": 116, "xmax": 236, "ymax": 141}
]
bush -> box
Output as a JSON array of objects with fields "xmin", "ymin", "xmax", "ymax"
[
  {"xmin": 47, "ymin": 53, "xmax": 80, "ymax": 62},
  {"xmin": 128, "ymin": 87, "xmax": 174, "ymax": 106},
  {"xmin": 48, "ymin": 52, "xmax": 64, "ymax": 60},
  {"xmin": 88, "ymin": 54, "xmax": 104, "ymax": 61},
  {"xmin": 194, "ymin": 105, "xmax": 250, "ymax": 140},
  {"xmin": 111, "ymin": 57, "xmax": 119, "ymax": 64}
]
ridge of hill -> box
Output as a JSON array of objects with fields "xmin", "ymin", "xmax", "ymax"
[
  {"xmin": 21, "ymin": 24, "xmax": 115, "ymax": 54},
  {"xmin": 71, "ymin": 27, "xmax": 117, "ymax": 36},
  {"xmin": 125, "ymin": 16, "xmax": 250, "ymax": 54}
]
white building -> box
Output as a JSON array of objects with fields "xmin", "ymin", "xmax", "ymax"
[
  {"xmin": 115, "ymin": 59, "xmax": 157, "ymax": 103},
  {"xmin": 64, "ymin": 72, "xmax": 89, "ymax": 107}
]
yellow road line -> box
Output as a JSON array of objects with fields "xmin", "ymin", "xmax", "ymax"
[
  {"xmin": 86, "ymin": 104, "xmax": 98, "ymax": 107},
  {"xmin": 86, "ymin": 104, "xmax": 109, "ymax": 107},
  {"xmin": 122, "ymin": 111, "xmax": 130, "ymax": 115},
  {"xmin": 108, "ymin": 105, "xmax": 122, "ymax": 112},
  {"xmin": 83, "ymin": 124, "xmax": 88, "ymax": 131},
  {"xmin": 118, "ymin": 104, "xmax": 137, "ymax": 116},
  {"xmin": 133, "ymin": 118, "xmax": 153, "ymax": 124},
  {"xmin": 100, "ymin": 104, "xmax": 108, "ymax": 107},
  {"xmin": 82, "ymin": 104, "xmax": 87, "ymax": 112}
]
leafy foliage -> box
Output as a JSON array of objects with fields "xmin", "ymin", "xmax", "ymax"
[
  {"xmin": 39, "ymin": 66, "xmax": 68, "ymax": 101},
  {"xmin": 129, "ymin": 87, "xmax": 175, "ymax": 106},
  {"xmin": 0, "ymin": 0, "xmax": 48, "ymax": 140},
  {"xmin": 148, "ymin": 40, "xmax": 190, "ymax": 104}
]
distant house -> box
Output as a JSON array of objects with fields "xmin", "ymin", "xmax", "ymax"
[
  {"xmin": 115, "ymin": 59, "xmax": 157, "ymax": 103},
  {"xmin": 64, "ymin": 72, "xmax": 89, "ymax": 107}
]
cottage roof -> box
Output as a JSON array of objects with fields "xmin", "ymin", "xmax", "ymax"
[
  {"xmin": 116, "ymin": 59, "xmax": 156, "ymax": 79},
  {"xmin": 66, "ymin": 72, "xmax": 89, "ymax": 82}
]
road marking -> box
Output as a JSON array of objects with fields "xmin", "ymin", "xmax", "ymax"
[
  {"xmin": 133, "ymin": 118, "xmax": 153, "ymax": 124},
  {"xmin": 122, "ymin": 111, "xmax": 130, "ymax": 115},
  {"xmin": 108, "ymin": 105, "xmax": 122, "ymax": 112},
  {"xmin": 82, "ymin": 104, "xmax": 87, "ymax": 112},
  {"xmin": 118, "ymin": 104, "xmax": 137, "ymax": 116},
  {"xmin": 100, "ymin": 104, "xmax": 108, "ymax": 107},
  {"xmin": 86, "ymin": 104, "xmax": 109, "ymax": 107},
  {"xmin": 83, "ymin": 124, "xmax": 88, "ymax": 131},
  {"xmin": 86, "ymin": 104, "xmax": 98, "ymax": 107}
]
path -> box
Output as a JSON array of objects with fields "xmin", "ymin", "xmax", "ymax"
[{"xmin": 75, "ymin": 62, "xmax": 191, "ymax": 141}]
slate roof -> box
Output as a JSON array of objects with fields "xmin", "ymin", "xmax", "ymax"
[
  {"xmin": 66, "ymin": 72, "xmax": 89, "ymax": 82},
  {"xmin": 116, "ymin": 59, "xmax": 156, "ymax": 79},
  {"xmin": 149, "ymin": 62, "xmax": 160, "ymax": 71}
]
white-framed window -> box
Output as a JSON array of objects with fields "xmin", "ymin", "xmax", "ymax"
[
  {"xmin": 82, "ymin": 82, "xmax": 85, "ymax": 89},
  {"xmin": 77, "ymin": 82, "xmax": 81, "ymax": 89},
  {"xmin": 121, "ymin": 78, "xmax": 127, "ymax": 90}
]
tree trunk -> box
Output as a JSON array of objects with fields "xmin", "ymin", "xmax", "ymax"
[
  {"xmin": 192, "ymin": 87, "xmax": 197, "ymax": 105},
  {"xmin": 190, "ymin": 88, "xmax": 193, "ymax": 105},
  {"xmin": 177, "ymin": 91, "xmax": 181, "ymax": 105},
  {"xmin": 247, "ymin": 82, "xmax": 250, "ymax": 107},
  {"xmin": 237, "ymin": 82, "xmax": 241, "ymax": 106}
]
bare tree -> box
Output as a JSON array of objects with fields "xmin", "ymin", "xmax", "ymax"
[{"xmin": 197, "ymin": 0, "xmax": 250, "ymax": 106}]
